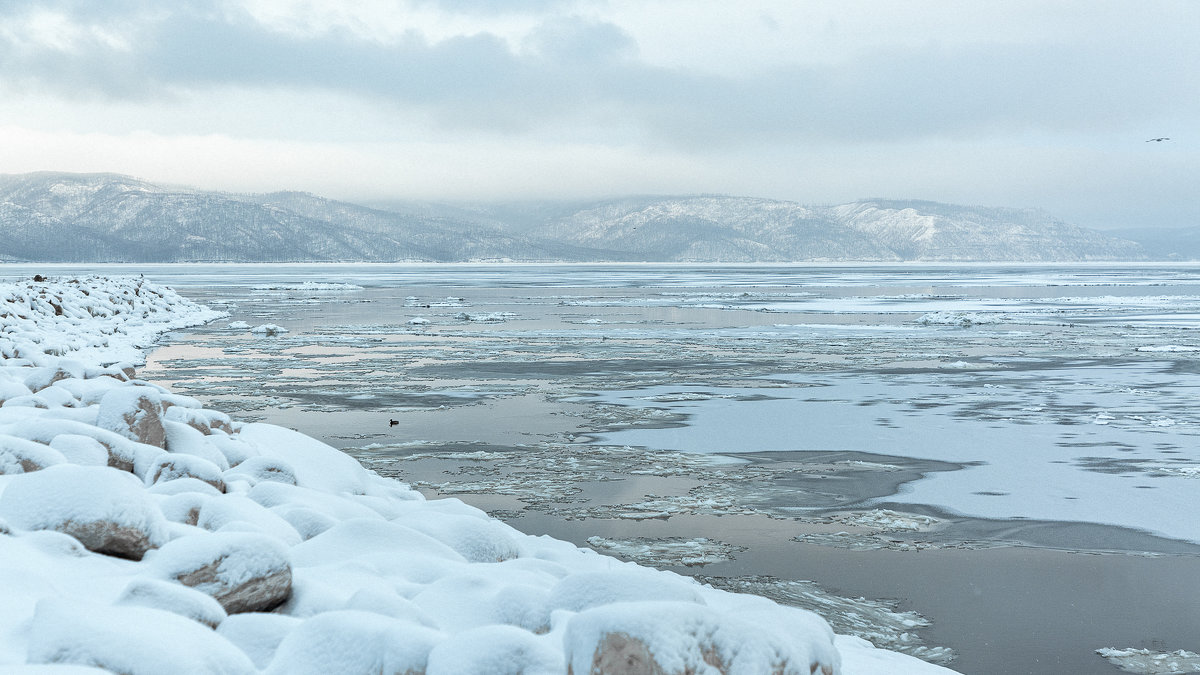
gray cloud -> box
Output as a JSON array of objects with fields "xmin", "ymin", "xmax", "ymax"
[
  {"xmin": 409, "ymin": 0, "xmax": 586, "ymax": 15},
  {"xmin": 1, "ymin": 2, "xmax": 1196, "ymax": 149}
]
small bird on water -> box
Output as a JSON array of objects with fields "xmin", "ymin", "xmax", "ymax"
[
  {"xmin": 1146, "ymin": 137, "xmax": 1171, "ymax": 142},
  {"xmin": 389, "ymin": 419, "xmax": 398, "ymax": 426}
]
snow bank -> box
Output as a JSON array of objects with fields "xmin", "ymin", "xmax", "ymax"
[
  {"xmin": 0, "ymin": 275, "xmax": 224, "ymax": 366},
  {"xmin": 0, "ymin": 276, "xmax": 955, "ymax": 675}
]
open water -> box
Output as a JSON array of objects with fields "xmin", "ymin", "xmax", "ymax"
[{"xmin": 7, "ymin": 262, "xmax": 1200, "ymax": 674}]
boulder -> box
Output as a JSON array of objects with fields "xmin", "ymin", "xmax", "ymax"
[
  {"xmin": 48, "ymin": 434, "xmax": 110, "ymax": 466},
  {"xmin": 165, "ymin": 405, "xmax": 236, "ymax": 435},
  {"xmin": 148, "ymin": 532, "xmax": 293, "ymax": 614},
  {"xmin": 564, "ymin": 602, "xmax": 839, "ymax": 675},
  {"xmin": 217, "ymin": 613, "xmax": 302, "ymax": 670},
  {"xmin": 3, "ymin": 418, "xmax": 155, "ymax": 473},
  {"xmin": 27, "ymin": 598, "xmax": 256, "ymax": 675},
  {"xmin": 0, "ymin": 464, "xmax": 168, "ymax": 560},
  {"xmin": 146, "ymin": 453, "xmax": 226, "ymax": 493},
  {"xmin": 117, "ymin": 578, "xmax": 229, "ymax": 629},
  {"xmin": 265, "ymin": 611, "xmax": 442, "ymax": 675},
  {"xmin": 224, "ymin": 456, "xmax": 298, "ymax": 487},
  {"xmin": 425, "ymin": 624, "xmax": 562, "ymax": 675},
  {"xmin": 0, "ymin": 434, "xmax": 67, "ymax": 474},
  {"xmin": 163, "ymin": 420, "xmax": 231, "ymax": 470},
  {"xmin": 97, "ymin": 385, "xmax": 167, "ymax": 449}
]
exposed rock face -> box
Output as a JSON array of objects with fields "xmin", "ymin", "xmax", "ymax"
[
  {"xmin": 150, "ymin": 533, "xmax": 293, "ymax": 614},
  {"xmin": 177, "ymin": 559, "xmax": 292, "ymax": 615},
  {"xmin": 67, "ymin": 519, "xmax": 160, "ymax": 561},
  {"xmin": 98, "ymin": 386, "xmax": 167, "ymax": 449},
  {"xmin": 586, "ymin": 632, "xmax": 668, "ymax": 675}
]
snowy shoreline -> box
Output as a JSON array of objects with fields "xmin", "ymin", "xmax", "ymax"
[{"xmin": 0, "ymin": 276, "xmax": 951, "ymax": 674}]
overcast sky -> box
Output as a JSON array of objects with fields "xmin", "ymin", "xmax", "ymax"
[{"xmin": 0, "ymin": 0, "xmax": 1196, "ymax": 228}]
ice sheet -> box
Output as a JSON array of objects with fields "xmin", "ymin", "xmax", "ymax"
[{"xmin": 592, "ymin": 362, "xmax": 1200, "ymax": 544}]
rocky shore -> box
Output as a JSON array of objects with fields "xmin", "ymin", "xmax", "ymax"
[{"xmin": 0, "ymin": 275, "xmax": 952, "ymax": 674}]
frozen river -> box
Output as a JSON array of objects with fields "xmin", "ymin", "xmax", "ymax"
[{"xmin": 8, "ymin": 262, "xmax": 1200, "ymax": 674}]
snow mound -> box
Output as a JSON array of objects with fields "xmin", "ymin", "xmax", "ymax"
[
  {"xmin": 265, "ymin": 610, "xmax": 441, "ymax": 675},
  {"xmin": 27, "ymin": 598, "xmax": 256, "ymax": 674},
  {"xmin": 249, "ymin": 324, "xmax": 289, "ymax": 336}
]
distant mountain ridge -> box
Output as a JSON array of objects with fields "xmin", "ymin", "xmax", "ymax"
[{"xmin": 0, "ymin": 172, "xmax": 1152, "ymax": 263}]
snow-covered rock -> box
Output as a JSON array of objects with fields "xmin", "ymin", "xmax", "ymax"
[
  {"xmin": 564, "ymin": 601, "xmax": 839, "ymax": 675},
  {"xmin": 147, "ymin": 532, "xmax": 293, "ymax": 614},
  {"xmin": 0, "ymin": 435, "xmax": 67, "ymax": 474},
  {"xmin": 0, "ymin": 464, "xmax": 168, "ymax": 560},
  {"xmin": 116, "ymin": 578, "xmax": 229, "ymax": 629},
  {"xmin": 97, "ymin": 386, "xmax": 167, "ymax": 449},
  {"xmin": 26, "ymin": 598, "xmax": 256, "ymax": 674},
  {"xmin": 264, "ymin": 610, "xmax": 442, "ymax": 675}
]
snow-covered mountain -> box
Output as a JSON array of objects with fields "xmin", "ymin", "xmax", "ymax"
[{"xmin": 0, "ymin": 172, "xmax": 1148, "ymax": 262}]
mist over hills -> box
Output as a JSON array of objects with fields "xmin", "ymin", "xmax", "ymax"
[{"xmin": 0, "ymin": 172, "xmax": 1159, "ymax": 263}]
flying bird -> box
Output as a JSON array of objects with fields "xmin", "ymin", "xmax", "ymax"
[{"xmin": 1146, "ymin": 137, "xmax": 1171, "ymax": 142}]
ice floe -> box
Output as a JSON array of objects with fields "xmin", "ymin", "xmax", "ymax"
[
  {"xmin": 251, "ymin": 282, "xmax": 363, "ymax": 292},
  {"xmin": 1095, "ymin": 647, "xmax": 1200, "ymax": 674},
  {"xmin": 586, "ymin": 536, "xmax": 747, "ymax": 567}
]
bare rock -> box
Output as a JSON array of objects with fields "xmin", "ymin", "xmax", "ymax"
[
  {"xmin": 97, "ymin": 385, "xmax": 167, "ymax": 449},
  {"xmin": 0, "ymin": 464, "xmax": 168, "ymax": 560},
  {"xmin": 585, "ymin": 632, "xmax": 669, "ymax": 675},
  {"xmin": 149, "ymin": 532, "xmax": 293, "ymax": 614}
]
